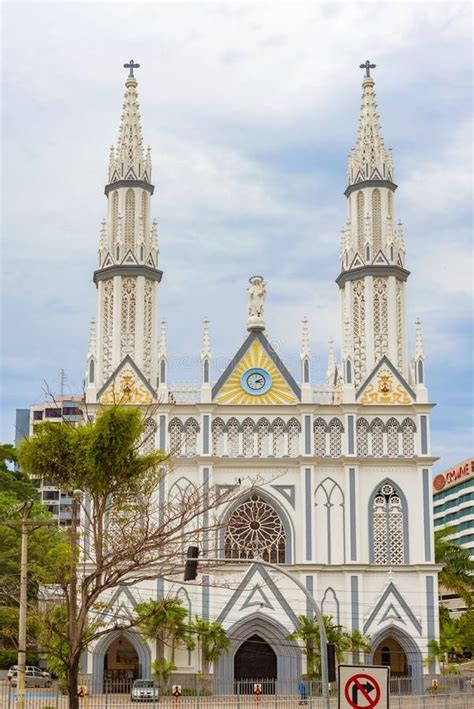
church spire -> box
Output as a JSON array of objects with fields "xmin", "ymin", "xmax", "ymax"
[
  {"xmin": 88, "ymin": 63, "xmax": 163, "ymax": 401},
  {"xmin": 108, "ymin": 61, "xmax": 151, "ymax": 184},
  {"xmin": 336, "ymin": 63, "xmax": 410, "ymax": 391},
  {"xmin": 348, "ymin": 61, "xmax": 393, "ymax": 186}
]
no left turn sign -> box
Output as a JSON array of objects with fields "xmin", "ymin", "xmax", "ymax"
[{"xmin": 338, "ymin": 665, "xmax": 389, "ymax": 708}]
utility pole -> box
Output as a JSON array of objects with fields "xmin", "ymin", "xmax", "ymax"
[
  {"xmin": 1, "ymin": 501, "xmax": 55, "ymax": 709},
  {"xmin": 69, "ymin": 491, "xmax": 82, "ymax": 669}
]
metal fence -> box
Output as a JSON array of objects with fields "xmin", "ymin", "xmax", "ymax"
[{"xmin": 1, "ymin": 676, "xmax": 473, "ymax": 709}]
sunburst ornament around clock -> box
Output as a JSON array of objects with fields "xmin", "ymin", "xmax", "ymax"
[{"xmin": 216, "ymin": 339, "xmax": 297, "ymax": 405}]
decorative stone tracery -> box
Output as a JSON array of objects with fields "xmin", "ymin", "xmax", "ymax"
[
  {"xmin": 352, "ymin": 279, "xmax": 366, "ymax": 387},
  {"xmin": 224, "ymin": 494, "xmax": 286, "ymax": 564},
  {"xmin": 372, "ymin": 482, "xmax": 405, "ymax": 565}
]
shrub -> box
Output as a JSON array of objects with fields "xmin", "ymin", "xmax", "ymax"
[{"xmin": 0, "ymin": 650, "xmax": 39, "ymax": 669}]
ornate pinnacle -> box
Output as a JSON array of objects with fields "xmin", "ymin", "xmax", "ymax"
[
  {"xmin": 157, "ymin": 320, "xmax": 168, "ymax": 359},
  {"xmin": 326, "ymin": 337, "xmax": 336, "ymax": 383},
  {"xmin": 301, "ymin": 317, "xmax": 311, "ymax": 360},
  {"xmin": 99, "ymin": 219, "xmax": 107, "ymax": 249},
  {"xmin": 344, "ymin": 318, "xmax": 352, "ymax": 359},
  {"xmin": 88, "ymin": 320, "xmax": 97, "ymax": 353},
  {"xmin": 151, "ymin": 219, "xmax": 158, "ymax": 250},
  {"xmin": 201, "ymin": 318, "xmax": 211, "ymax": 360},
  {"xmin": 415, "ymin": 319, "xmax": 425, "ymax": 360}
]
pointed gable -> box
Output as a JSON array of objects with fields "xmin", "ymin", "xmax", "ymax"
[
  {"xmin": 350, "ymin": 252, "xmax": 364, "ymax": 269},
  {"xmin": 97, "ymin": 355, "xmax": 156, "ymax": 405},
  {"xmin": 357, "ymin": 355, "xmax": 415, "ymax": 405},
  {"xmin": 102, "ymin": 252, "xmax": 114, "ymax": 268},
  {"xmin": 363, "ymin": 582, "xmax": 422, "ymax": 635},
  {"xmin": 372, "ymin": 250, "xmax": 390, "ymax": 266},
  {"xmin": 212, "ymin": 332, "xmax": 300, "ymax": 405},
  {"xmin": 216, "ymin": 563, "xmax": 299, "ymax": 628},
  {"xmin": 122, "ymin": 249, "xmax": 138, "ymax": 265}
]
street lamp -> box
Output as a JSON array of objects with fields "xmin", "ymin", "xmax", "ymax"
[{"xmin": 184, "ymin": 547, "xmax": 331, "ymax": 709}]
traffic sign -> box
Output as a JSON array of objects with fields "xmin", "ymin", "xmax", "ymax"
[{"xmin": 338, "ymin": 665, "xmax": 389, "ymax": 708}]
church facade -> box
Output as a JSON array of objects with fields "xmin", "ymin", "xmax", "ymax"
[{"xmin": 77, "ymin": 63, "xmax": 439, "ymax": 690}]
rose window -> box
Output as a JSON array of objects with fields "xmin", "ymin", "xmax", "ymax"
[{"xmin": 224, "ymin": 494, "xmax": 286, "ymax": 564}]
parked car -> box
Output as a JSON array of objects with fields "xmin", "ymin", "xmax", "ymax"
[
  {"xmin": 10, "ymin": 669, "xmax": 52, "ymax": 688},
  {"xmin": 7, "ymin": 665, "xmax": 50, "ymax": 682},
  {"xmin": 130, "ymin": 679, "xmax": 159, "ymax": 702}
]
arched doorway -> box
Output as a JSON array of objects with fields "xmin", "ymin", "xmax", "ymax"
[
  {"xmin": 91, "ymin": 629, "xmax": 152, "ymax": 695},
  {"xmin": 234, "ymin": 634, "xmax": 277, "ymax": 694},
  {"xmin": 104, "ymin": 634, "xmax": 139, "ymax": 692},
  {"xmin": 374, "ymin": 637, "xmax": 407, "ymax": 676}
]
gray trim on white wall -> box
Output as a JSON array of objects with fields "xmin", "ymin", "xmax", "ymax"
[
  {"xmin": 93, "ymin": 264, "xmax": 163, "ymax": 284},
  {"xmin": 348, "ymin": 415, "xmax": 355, "ymax": 454},
  {"xmin": 159, "ymin": 415, "xmax": 166, "ymax": 451},
  {"xmin": 422, "ymin": 469, "xmax": 432, "ymax": 562},
  {"xmin": 363, "ymin": 582, "xmax": 422, "ymax": 635},
  {"xmin": 426, "ymin": 576, "xmax": 436, "ymax": 674},
  {"xmin": 351, "ymin": 576, "xmax": 359, "ymax": 631},
  {"xmin": 202, "ymin": 575, "xmax": 210, "ymax": 620},
  {"xmin": 349, "ymin": 468, "xmax": 357, "ymax": 561},
  {"xmin": 304, "ymin": 416, "xmax": 311, "ymax": 454},
  {"xmin": 202, "ymin": 415, "xmax": 210, "ymax": 454},
  {"xmin": 420, "ymin": 416, "xmax": 428, "ymax": 454},
  {"xmin": 305, "ymin": 468, "xmax": 312, "ymax": 561},
  {"xmin": 305, "ymin": 576, "xmax": 314, "ymax": 619}
]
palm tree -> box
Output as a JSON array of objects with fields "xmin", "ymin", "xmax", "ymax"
[
  {"xmin": 135, "ymin": 598, "xmax": 194, "ymax": 686},
  {"xmin": 192, "ymin": 616, "xmax": 229, "ymax": 676},
  {"xmin": 288, "ymin": 615, "xmax": 371, "ymax": 677},
  {"xmin": 434, "ymin": 526, "xmax": 474, "ymax": 607}
]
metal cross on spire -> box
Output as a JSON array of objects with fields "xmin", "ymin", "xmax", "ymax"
[
  {"xmin": 124, "ymin": 59, "xmax": 140, "ymax": 79},
  {"xmin": 360, "ymin": 59, "xmax": 376, "ymax": 78}
]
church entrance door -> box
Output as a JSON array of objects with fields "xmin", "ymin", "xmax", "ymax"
[
  {"xmin": 103, "ymin": 634, "xmax": 140, "ymax": 693},
  {"xmin": 234, "ymin": 634, "xmax": 277, "ymax": 694}
]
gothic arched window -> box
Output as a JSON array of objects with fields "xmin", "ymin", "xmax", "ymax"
[
  {"xmin": 314, "ymin": 418, "xmax": 327, "ymax": 457},
  {"xmin": 371, "ymin": 482, "xmax": 406, "ymax": 565},
  {"xmin": 227, "ymin": 418, "xmax": 240, "ymax": 457},
  {"xmin": 370, "ymin": 418, "xmax": 384, "ymax": 457},
  {"xmin": 112, "ymin": 191, "xmax": 119, "ymax": 242},
  {"xmin": 169, "ymin": 418, "xmax": 183, "ymax": 455},
  {"xmin": 224, "ymin": 494, "xmax": 286, "ymax": 563},
  {"xmin": 402, "ymin": 418, "xmax": 416, "ymax": 457},
  {"xmin": 257, "ymin": 418, "xmax": 270, "ymax": 457},
  {"xmin": 242, "ymin": 418, "xmax": 255, "ymax": 457},
  {"xmin": 212, "ymin": 417, "xmax": 225, "ymax": 456},
  {"xmin": 184, "ymin": 418, "xmax": 199, "ymax": 457},
  {"xmin": 141, "ymin": 418, "xmax": 157, "ymax": 456},
  {"xmin": 272, "ymin": 418, "xmax": 285, "ymax": 457},
  {"xmin": 386, "ymin": 418, "xmax": 400, "ymax": 457},
  {"xmin": 288, "ymin": 418, "xmax": 301, "ymax": 456},
  {"xmin": 328, "ymin": 418, "xmax": 343, "ymax": 457},
  {"xmin": 356, "ymin": 418, "xmax": 369, "ymax": 457},
  {"xmin": 89, "ymin": 359, "xmax": 95, "ymax": 384}
]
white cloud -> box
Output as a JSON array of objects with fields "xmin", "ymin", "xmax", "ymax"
[{"xmin": 1, "ymin": 2, "xmax": 472, "ymax": 469}]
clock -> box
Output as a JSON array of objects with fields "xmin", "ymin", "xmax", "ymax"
[{"xmin": 240, "ymin": 367, "xmax": 272, "ymax": 395}]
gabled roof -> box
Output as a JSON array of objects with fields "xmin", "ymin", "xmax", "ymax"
[
  {"xmin": 357, "ymin": 355, "xmax": 415, "ymax": 405},
  {"xmin": 212, "ymin": 331, "xmax": 301, "ymax": 404},
  {"xmin": 97, "ymin": 355, "xmax": 156, "ymax": 405}
]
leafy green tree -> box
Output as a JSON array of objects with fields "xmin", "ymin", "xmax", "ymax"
[
  {"xmin": 0, "ymin": 443, "xmax": 67, "ymax": 654},
  {"xmin": 458, "ymin": 609, "xmax": 474, "ymax": 655},
  {"xmin": 18, "ymin": 405, "xmax": 243, "ymax": 709},
  {"xmin": 435, "ymin": 526, "xmax": 474, "ymax": 607}
]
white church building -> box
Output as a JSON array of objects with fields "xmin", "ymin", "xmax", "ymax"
[{"xmin": 44, "ymin": 61, "xmax": 441, "ymax": 690}]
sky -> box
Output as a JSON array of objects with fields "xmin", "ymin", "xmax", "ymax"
[{"xmin": 1, "ymin": 1, "xmax": 472, "ymax": 472}]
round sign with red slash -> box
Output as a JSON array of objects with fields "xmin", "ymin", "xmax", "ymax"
[{"xmin": 344, "ymin": 673, "xmax": 381, "ymax": 708}]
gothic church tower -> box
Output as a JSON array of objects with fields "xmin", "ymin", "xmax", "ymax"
[
  {"xmin": 337, "ymin": 63, "xmax": 408, "ymax": 390},
  {"xmin": 86, "ymin": 62, "xmax": 162, "ymax": 401}
]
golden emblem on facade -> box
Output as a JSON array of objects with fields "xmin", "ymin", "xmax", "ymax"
[
  {"xmin": 360, "ymin": 368, "xmax": 411, "ymax": 405},
  {"xmin": 100, "ymin": 368, "xmax": 154, "ymax": 405}
]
